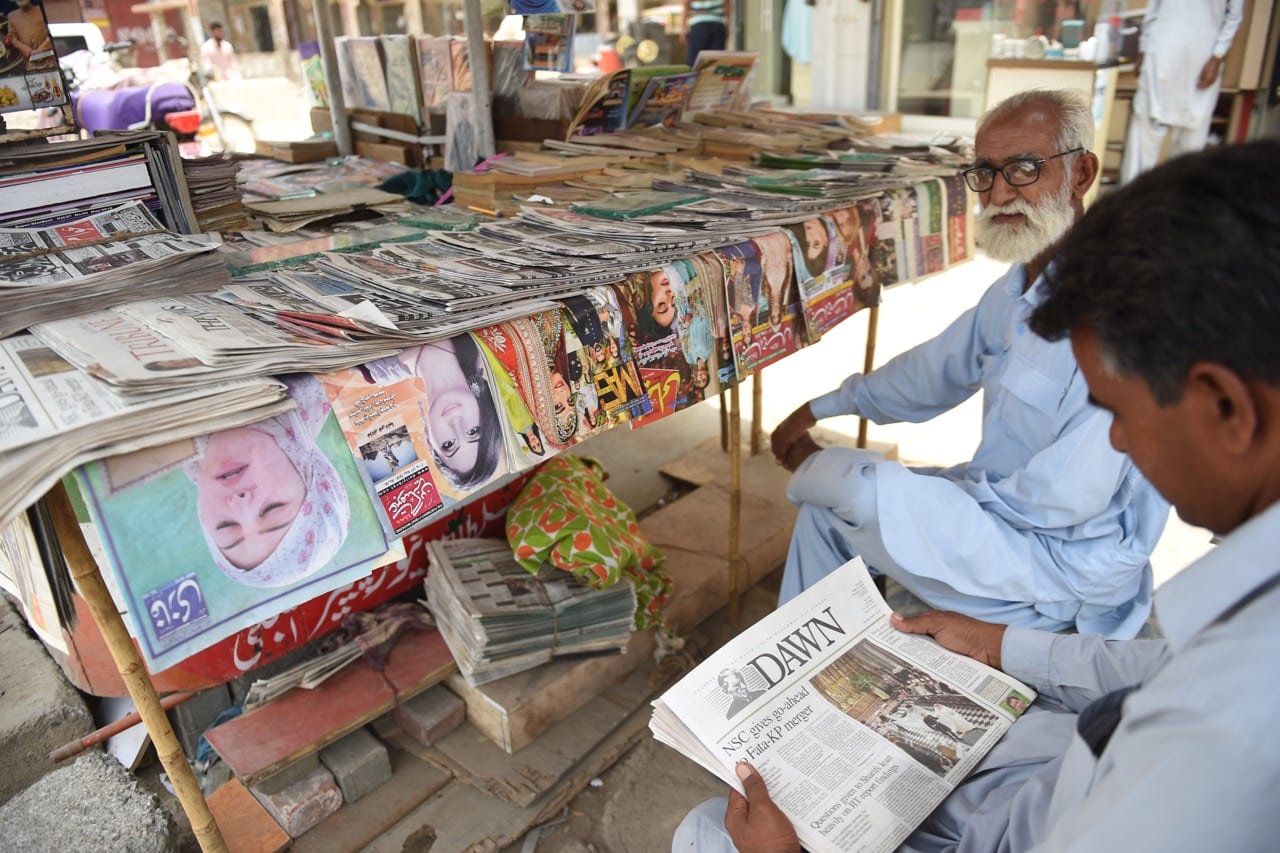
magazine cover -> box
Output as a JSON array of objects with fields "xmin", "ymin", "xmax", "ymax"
[
  {"xmin": 784, "ymin": 210, "xmax": 877, "ymax": 340},
  {"xmin": 73, "ymin": 375, "xmax": 393, "ymax": 671},
  {"xmin": 380, "ymin": 34, "xmax": 422, "ymax": 125},
  {"xmin": 942, "ymin": 174, "xmax": 972, "ymax": 266},
  {"xmin": 684, "ymin": 50, "xmax": 757, "ymax": 115},
  {"xmin": 522, "ymin": 14, "xmax": 575, "ymax": 73},
  {"xmin": 0, "ymin": 0, "xmax": 75, "ymax": 145},
  {"xmin": 915, "ymin": 178, "xmax": 948, "ymax": 277},
  {"xmin": 567, "ymin": 69, "xmax": 630, "ymax": 138},
  {"xmin": 473, "ymin": 309, "xmax": 598, "ymax": 455},
  {"xmin": 626, "ymin": 70, "xmax": 698, "ymax": 130},
  {"xmin": 718, "ymin": 231, "xmax": 801, "ymax": 375},
  {"xmin": 336, "ymin": 36, "xmax": 391, "ymax": 112},
  {"xmin": 614, "ymin": 262, "xmax": 709, "ymax": 425},
  {"xmin": 316, "ymin": 333, "xmax": 513, "ymax": 538},
  {"xmin": 573, "ymin": 287, "xmax": 652, "ymax": 428},
  {"xmin": 415, "ymin": 35, "xmax": 452, "ymax": 110}
]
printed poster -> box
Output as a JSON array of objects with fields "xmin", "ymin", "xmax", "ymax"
[
  {"xmin": 0, "ymin": 0, "xmax": 74, "ymax": 144},
  {"xmin": 73, "ymin": 375, "xmax": 394, "ymax": 671},
  {"xmin": 317, "ymin": 333, "xmax": 514, "ymax": 538}
]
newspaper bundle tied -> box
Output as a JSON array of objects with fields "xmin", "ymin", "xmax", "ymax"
[{"xmin": 651, "ymin": 557, "xmax": 1035, "ymax": 853}]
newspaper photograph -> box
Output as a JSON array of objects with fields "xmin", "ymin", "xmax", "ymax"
[{"xmin": 651, "ymin": 557, "xmax": 1035, "ymax": 853}]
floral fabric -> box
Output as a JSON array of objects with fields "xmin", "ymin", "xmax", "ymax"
[{"xmin": 505, "ymin": 455, "xmax": 670, "ymax": 630}]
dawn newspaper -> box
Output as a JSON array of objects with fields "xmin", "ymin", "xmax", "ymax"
[{"xmin": 650, "ymin": 557, "xmax": 1036, "ymax": 853}]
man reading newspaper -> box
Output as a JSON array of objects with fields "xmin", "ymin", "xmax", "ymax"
[{"xmin": 674, "ymin": 140, "xmax": 1280, "ymax": 852}]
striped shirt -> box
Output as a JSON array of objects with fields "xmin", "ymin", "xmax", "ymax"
[{"xmin": 688, "ymin": 0, "xmax": 727, "ymax": 26}]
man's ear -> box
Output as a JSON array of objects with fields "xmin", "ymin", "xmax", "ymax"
[
  {"xmin": 1186, "ymin": 363, "xmax": 1257, "ymax": 455},
  {"xmin": 1072, "ymin": 151, "xmax": 1100, "ymax": 200}
]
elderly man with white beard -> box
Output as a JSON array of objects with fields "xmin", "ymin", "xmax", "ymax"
[{"xmin": 768, "ymin": 89, "xmax": 1169, "ymax": 639}]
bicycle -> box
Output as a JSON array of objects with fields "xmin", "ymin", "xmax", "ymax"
[{"xmin": 166, "ymin": 32, "xmax": 257, "ymax": 157}]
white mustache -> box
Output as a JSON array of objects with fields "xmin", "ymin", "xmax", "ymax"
[{"xmin": 977, "ymin": 199, "xmax": 1039, "ymax": 224}]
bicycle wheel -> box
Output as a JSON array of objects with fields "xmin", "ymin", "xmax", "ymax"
[{"xmin": 198, "ymin": 110, "xmax": 257, "ymax": 155}]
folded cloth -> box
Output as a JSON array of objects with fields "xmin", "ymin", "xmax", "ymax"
[{"xmin": 506, "ymin": 455, "xmax": 671, "ymax": 630}]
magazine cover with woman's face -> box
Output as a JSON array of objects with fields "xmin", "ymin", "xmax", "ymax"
[
  {"xmin": 73, "ymin": 374, "xmax": 393, "ymax": 671},
  {"xmin": 317, "ymin": 333, "xmax": 515, "ymax": 538}
]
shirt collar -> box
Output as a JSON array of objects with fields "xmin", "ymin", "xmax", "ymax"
[{"xmin": 1155, "ymin": 501, "xmax": 1280, "ymax": 653}]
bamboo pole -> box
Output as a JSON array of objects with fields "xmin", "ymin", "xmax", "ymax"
[
  {"xmin": 750, "ymin": 369, "xmax": 763, "ymax": 456},
  {"xmin": 857, "ymin": 305, "xmax": 880, "ymax": 450},
  {"xmin": 728, "ymin": 383, "xmax": 742, "ymax": 622},
  {"xmin": 46, "ymin": 485, "xmax": 228, "ymax": 853}
]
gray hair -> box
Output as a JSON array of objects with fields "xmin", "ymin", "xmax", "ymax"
[{"xmin": 977, "ymin": 88, "xmax": 1094, "ymax": 154}]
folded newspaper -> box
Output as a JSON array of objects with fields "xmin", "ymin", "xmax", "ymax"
[
  {"xmin": 425, "ymin": 538, "xmax": 636, "ymax": 687},
  {"xmin": 650, "ymin": 557, "xmax": 1035, "ymax": 853}
]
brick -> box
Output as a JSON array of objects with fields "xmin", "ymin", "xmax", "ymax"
[
  {"xmin": 250, "ymin": 758, "xmax": 342, "ymax": 837},
  {"xmin": 207, "ymin": 778, "xmax": 289, "ymax": 853},
  {"xmin": 395, "ymin": 686, "xmax": 466, "ymax": 748},
  {"xmin": 319, "ymin": 727, "xmax": 391, "ymax": 804}
]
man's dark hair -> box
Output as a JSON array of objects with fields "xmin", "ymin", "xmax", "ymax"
[
  {"xmin": 1030, "ymin": 140, "xmax": 1280, "ymax": 406},
  {"xmin": 210, "ymin": 21, "xmax": 224, "ymax": 30}
]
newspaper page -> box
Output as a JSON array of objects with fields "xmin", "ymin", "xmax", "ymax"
[
  {"xmin": 0, "ymin": 201, "xmax": 216, "ymax": 289},
  {"xmin": 651, "ymin": 557, "xmax": 1035, "ymax": 853}
]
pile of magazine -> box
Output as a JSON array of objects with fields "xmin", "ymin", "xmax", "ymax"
[{"xmin": 425, "ymin": 538, "xmax": 636, "ymax": 686}]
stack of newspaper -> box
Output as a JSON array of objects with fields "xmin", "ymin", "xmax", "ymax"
[
  {"xmin": 425, "ymin": 538, "xmax": 636, "ymax": 687},
  {"xmin": 0, "ymin": 202, "xmax": 230, "ymax": 339},
  {"xmin": 651, "ymin": 557, "xmax": 1036, "ymax": 853},
  {"xmin": 0, "ymin": 333, "xmax": 291, "ymax": 529}
]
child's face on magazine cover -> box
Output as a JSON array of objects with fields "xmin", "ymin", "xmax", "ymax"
[{"xmin": 196, "ymin": 427, "xmax": 306, "ymax": 570}]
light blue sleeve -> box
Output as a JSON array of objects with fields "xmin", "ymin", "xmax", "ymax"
[
  {"xmin": 949, "ymin": 406, "xmax": 1129, "ymax": 531},
  {"xmin": 809, "ymin": 301, "xmax": 989, "ymax": 423},
  {"xmin": 1001, "ymin": 627, "xmax": 1170, "ymax": 712}
]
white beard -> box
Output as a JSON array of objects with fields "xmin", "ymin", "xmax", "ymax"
[{"xmin": 975, "ymin": 180, "xmax": 1076, "ymax": 264}]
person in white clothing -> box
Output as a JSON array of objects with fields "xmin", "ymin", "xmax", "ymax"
[
  {"xmin": 200, "ymin": 22, "xmax": 241, "ymax": 81},
  {"xmin": 1120, "ymin": 0, "xmax": 1242, "ymax": 183}
]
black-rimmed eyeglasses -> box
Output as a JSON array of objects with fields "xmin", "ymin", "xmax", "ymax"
[{"xmin": 960, "ymin": 148, "xmax": 1085, "ymax": 192}]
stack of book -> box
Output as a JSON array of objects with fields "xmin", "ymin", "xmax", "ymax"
[
  {"xmin": 0, "ymin": 130, "xmax": 199, "ymax": 233},
  {"xmin": 425, "ymin": 539, "xmax": 636, "ymax": 686}
]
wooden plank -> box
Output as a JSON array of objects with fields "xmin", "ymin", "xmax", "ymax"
[
  {"xmin": 290, "ymin": 747, "xmax": 452, "ymax": 853},
  {"xmin": 444, "ymin": 467, "xmax": 794, "ymax": 754},
  {"xmin": 419, "ymin": 669, "xmax": 652, "ymax": 807},
  {"xmin": 206, "ymin": 630, "xmax": 455, "ymax": 784},
  {"xmin": 206, "ymin": 778, "xmax": 290, "ymax": 853}
]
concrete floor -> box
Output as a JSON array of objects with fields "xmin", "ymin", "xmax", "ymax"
[{"xmin": 521, "ymin": 252, "xmax": 1214, "ymax": 852}]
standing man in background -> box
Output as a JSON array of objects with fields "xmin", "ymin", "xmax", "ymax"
[
  {"xmin": 1120, "ymin": 0, "xmax": 1242, "ymax": 183},
  {"xmin": 681, "ymin": 0, "xmax": 730, "ymax": 65},
  {"xmin": 200, "ymin": 22, "xmax": 241, "ymax": 82}
]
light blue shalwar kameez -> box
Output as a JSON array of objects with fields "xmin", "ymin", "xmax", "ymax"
[
  {"xmin": 780, "ymin": 265, "xmax": 1169, "ymax": 639},
  {"xmin": 674, "ymin": 500, "xmax": 1280, "ymax": 853}
]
